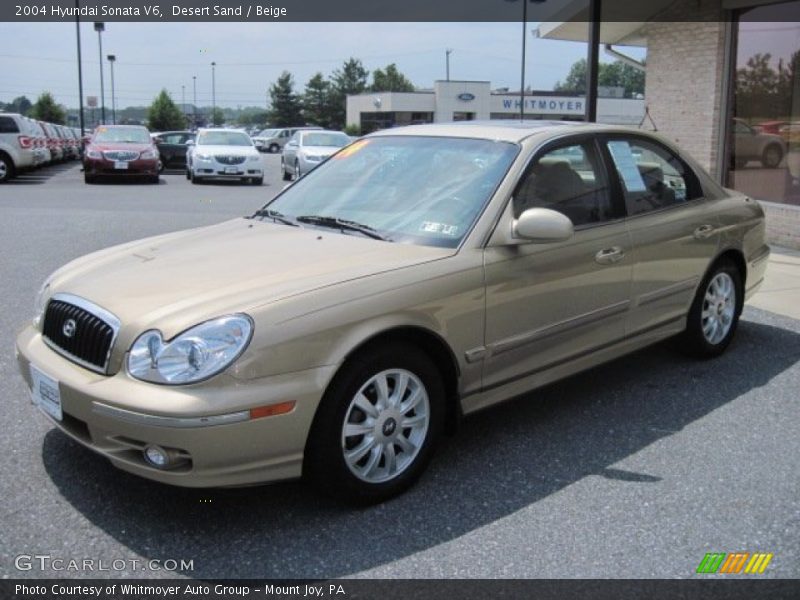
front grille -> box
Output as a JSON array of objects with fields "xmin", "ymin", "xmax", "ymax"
[
  {"xmin": 42, "ymin": 295, "xmax": 120, "ymax": 373},
  {"xmin": 215, "ymin": 155, "xmax": 246, "ymax": 165},
  {"xmin": 104, "ymin": 150, "xmax": 139, "ymax": 161}
]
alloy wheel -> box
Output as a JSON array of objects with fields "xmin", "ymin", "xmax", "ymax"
[
  {"xmin": 701, "ymin": 272, "xmax": 736, "ymax": 345},
  {"xmin": 340, "ymin": 368, "xmax": 430, "ymax": 484}
]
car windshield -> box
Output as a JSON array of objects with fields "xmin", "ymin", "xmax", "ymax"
[
  {"xmin": 262, "ymin": 136, "xmax": 518, "ymax": 248},
  {"xmin": 302, "ymin": 132, "xmax": 350, "ymax": 147},
  {"xmin": 92, "ymin": 127, "xmax": 151, "ymax": 144},
  {"xmin": 197, "ymin": 131, "xmax": 252, "ymax": 146},
  {"xmin": 257, "ymin": 129, "xmax": 276, "ymax": 137}
]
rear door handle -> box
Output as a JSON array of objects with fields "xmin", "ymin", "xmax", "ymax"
[
  {"xmin": 694, "ymin": 224, "xmax": 716, "ymax": 239},
  {"xmin": 595, "ymin": 246, "xmax": 625, "ymax": 265}
]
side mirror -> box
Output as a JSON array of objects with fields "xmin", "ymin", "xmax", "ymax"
[
  {"xmin": 512, "ymin": 208, "xmax": 574, "ymax": 243},
  {"xmin": 186, "ymin": 139, "xmax": 195, "ymax": 146}
]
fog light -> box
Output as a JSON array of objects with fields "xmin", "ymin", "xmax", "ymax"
[{"xmin": 144, "ymin": 445, "xmax": 170, "ymax": 468}]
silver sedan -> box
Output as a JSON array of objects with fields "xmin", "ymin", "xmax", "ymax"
[{"xmin": 281, "ymin": 130, "xmax": 351, "ymax": 180}]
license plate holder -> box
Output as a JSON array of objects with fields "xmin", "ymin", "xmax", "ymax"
[
  {"xmin": 114, "ymin": 161, "xmax": 129, "ymax": 170},
  {"xmin": 30, "ymin": 364, "xmax": 62, "ymax": 421},
  {"xmin": 224, "ymin": 166, "xmax": 239, "ymax": 174}
]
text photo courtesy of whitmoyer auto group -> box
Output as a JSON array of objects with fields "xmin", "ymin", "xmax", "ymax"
[{"xmin": 1, "ymin": 1, "xmax": 799, "ymax": 599}]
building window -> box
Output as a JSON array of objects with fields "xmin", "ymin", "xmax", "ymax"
[{"xmin": 729, "ymin": 2, "xmax": 800, "ymax": 206}]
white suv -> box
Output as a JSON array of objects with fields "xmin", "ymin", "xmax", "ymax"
[{"xmin": 0, "ymin": 112, "xmax": 37, "ymax": 182}]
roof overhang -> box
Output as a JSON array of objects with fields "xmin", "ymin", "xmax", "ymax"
[{"xmin": 533, "ymin": 0, "xmax": 690, "ymax": 47}]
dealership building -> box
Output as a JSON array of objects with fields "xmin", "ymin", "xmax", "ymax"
[{"xmin": 346, "ymin": 80, "xmax": 645, "ymax": 131}]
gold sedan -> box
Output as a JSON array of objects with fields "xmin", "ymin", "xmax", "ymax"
[{"xmin": 16, "ymin": 122, "xmax": 769, "ymax": 503}]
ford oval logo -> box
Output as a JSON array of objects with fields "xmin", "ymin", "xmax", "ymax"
[
  {"xmin": 62, "ymin": 318, "xmax": 77, "ymax": 338},
  {"xmin": 457, "ymin": 93, "xmax": 475, "ymax": 102}
]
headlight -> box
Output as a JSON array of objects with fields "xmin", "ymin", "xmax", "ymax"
[
  {"xmin": 140, "ymin": 149, "xmax": 158, "ymax": 160},
  {"xmin": 303, "ymin": 154, "xmax": 323, "ymax": 162},
  {"xmin": 33, "ymin": 278, "xmax": 52, "ymax": 327},
  {"xmin": 127, "ymin": 314, "xmax": 253, "ymax": 385},
  {"xmin": 195, "ymin": 153, "xmax": 211, "ymax": 161},
  {"xmin": 85, "ymin": 149, "xmax": 102, "ymax": 159}
]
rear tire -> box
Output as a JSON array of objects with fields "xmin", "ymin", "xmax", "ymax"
[
  {"xmin": 0, "ymin": 152, "xmax": 14, "ymax": 183},
  {"xmin": 269, "ymin": 143, "xmax": 279, "ymax": 154},
  {"xmin": 304, "ymin": 343, "xmax": 444, "ymax": 504},
  {"xmin": 678, "ymin": 259, "xmax": 743, "ymax": 358},
  {"xmin": 761, "ymin": 144, "xmax": 783, "ymax": 169}
]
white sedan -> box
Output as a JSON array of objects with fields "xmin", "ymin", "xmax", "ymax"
[
  {"xmin": 281, "ymin": 130, "xmax": 351, "ymax": 180},
  {"xmin": 186, "ymin": 129, "xmax": 263, "ymax": 185}
]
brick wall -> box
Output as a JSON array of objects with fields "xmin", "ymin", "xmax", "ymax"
[
  {"xmin": 642, "ymin": 19, "xmax": 727, "ymax": 179},
  {"xmin": 761, "ymin": 201, "xmax": 800, "ymax": 250}
]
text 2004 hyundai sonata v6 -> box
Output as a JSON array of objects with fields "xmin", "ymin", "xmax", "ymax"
[{"xmin": 16, "ymin": 122, "xmax": 769, "ymax": 503}]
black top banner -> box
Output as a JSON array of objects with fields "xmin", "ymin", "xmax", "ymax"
[{"xmin": 5, "ymin": 0, "xmax": 800, "ymax": 22}]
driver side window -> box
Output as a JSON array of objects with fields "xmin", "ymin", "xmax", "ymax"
[{"xmin": 513, "ymin": 142, "xmax": 613, "ymax": 226}]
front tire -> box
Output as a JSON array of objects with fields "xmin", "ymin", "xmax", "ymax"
[
  {"xmin": 281, "ymin": 158, "xmax": 291, "ymax": 181},
  {"xmin": 678, "ymin": 259, "xmax": 743, "ymax": 358},
  {"xmin": 304, "ymin": 343, "xmax": 444, "ymax": 504}
]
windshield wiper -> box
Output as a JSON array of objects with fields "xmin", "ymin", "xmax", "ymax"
[
  {"xmin": 251, "ymin": 209, "xmax": 299, "ymax": 227},
  {"xmin": 295, "ymin": 215, "xmax": 389, "ymax": 241}
]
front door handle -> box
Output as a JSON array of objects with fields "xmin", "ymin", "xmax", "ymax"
[
  {"xmin": 595, "ymin": 246, "xmax": 625, "ymax": 265},
  {"xmin": 694, "ymin": 224, "xmax": 716, "ymax": 239}
]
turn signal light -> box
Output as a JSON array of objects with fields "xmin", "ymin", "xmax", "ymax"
[{"xmin": 249, "ymin": 401, "xmax": 296, "ymax": 420}]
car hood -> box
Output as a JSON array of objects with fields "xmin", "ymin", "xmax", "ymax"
[
  {"xmin": 194, "ymin": 145, "xmax": 258, "ymax": 155},
  {"xmin": 49, "ymin": 218, "xmax": 454, "ymax": 340}
]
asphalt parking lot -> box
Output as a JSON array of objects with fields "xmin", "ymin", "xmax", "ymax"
[{"xmin": 0, "ymin": 159, "xmax": 798, "ymax": 580}]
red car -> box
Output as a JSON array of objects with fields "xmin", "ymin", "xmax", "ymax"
[{"xmin": 83, "ymin": 125, "xmax": 160, "ymax": 184}]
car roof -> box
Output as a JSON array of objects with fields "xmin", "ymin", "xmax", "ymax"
[
  {"xmin": 366, "ymin": 120, "xmax": 621, "ymax": 143},
  {"xmin": 197, "ymin": 128, "xmax": 249, "ymax": 134}
]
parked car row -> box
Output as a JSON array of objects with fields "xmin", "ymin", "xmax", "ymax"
[{"xmin": 0, "ymin": 112, "xmax": 82, "ymax": 183}]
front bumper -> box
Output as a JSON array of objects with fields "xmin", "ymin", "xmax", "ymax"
[
  {"xmin": 16, "ymin": 325, "xmax": 334, "ymax": 487},
  {"xmin": 84, "ymin": 157, "xmax": 159, "ymax": 177},
  {"xmin": 193, "ymin": 158, "xmax": 263, "ymax": 179}
]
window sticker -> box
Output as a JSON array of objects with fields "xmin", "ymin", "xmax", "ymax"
[
  {"xmin": 333, "ymin": 139, "xmax": 370, "ymax": 159},
  {"xmin": 419, "ymin": 221, "xmax": 459, "ymax": 236},
  {"xmin": 607, "ymin": 141, "xmax": 647, "ymax": 192}
]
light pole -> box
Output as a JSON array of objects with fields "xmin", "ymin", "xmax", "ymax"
[
  {"xmin": 181, "ymin": 84, "xmax": 186, "ymax": 121},
  {"xmin": 107, "ymin": 54, "xmax": 116, "ymax": 124},
  {"xmin": 505, "ymin": 0, "xmax": 546, "ymax": 121},
  {"xmin": 75, "ymin": 0, "xmax": 85, "ymax": 137},
  {"xmin": 94, "ymin": 22, "xmax": 105, "ymax": 124},
  {"xmin": 211, "ymin": 61, "xmax": 216, "ymax": 126},
  {"xmin": 445, "ymin": 49, "xmax": 453, "ymax": 81},
  {"xmin": 192, "ymin": 75, "xmax": 197, "ymax": 127}
]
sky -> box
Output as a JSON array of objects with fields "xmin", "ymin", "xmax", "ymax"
[{"xmin": 0, "ymin": 22, "xmax": 647, "ymax": 110}]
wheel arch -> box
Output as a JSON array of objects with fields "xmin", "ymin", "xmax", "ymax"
[{"xmin": 329, "ymin": 325, "xmax": 463, "ymax": 435}]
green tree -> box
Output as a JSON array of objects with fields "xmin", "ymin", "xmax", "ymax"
[
  {"xmin": 29, "ymin": 92, "xmax": 66, "ymax": 124},
  {"xmin": 269, "ymin": 71, "xmax": 303, "ymax": 126},
  {"xmin": 8, "ymin": 95, "xmax": 33, "ymax": 115},
  {"xmin": 147, "ymin": 89, "xmax": 186, "ymax": 131},
  {"xmin": 302, "ymin": 72, "xmax": 334, "ymax": 127},
  {"xmin": 554, "ymin": 58, "xmax": 645, "ymax": 98},
  {"xmin": 210, "ymin": 107, "xmax": 225, "ymax": 126},
  {"xmin": 329, "ymin": 58, "xmax": 369, "ymax": 129},
  {"xmin": 370, "ymin": 64, "xmax": 415, "ymax": 92}
]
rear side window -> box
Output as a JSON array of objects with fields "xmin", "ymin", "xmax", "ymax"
[
  {"xmin": 513, "ymin": 141, "xmax": 615, "ymax": 226},
  {"xmin": 0, "ymin": 116, "xmax": 20, "ymax": 133},
  {"xmin": 604, "ymin": 138, "xmax": 702, "ymax": 216}
]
